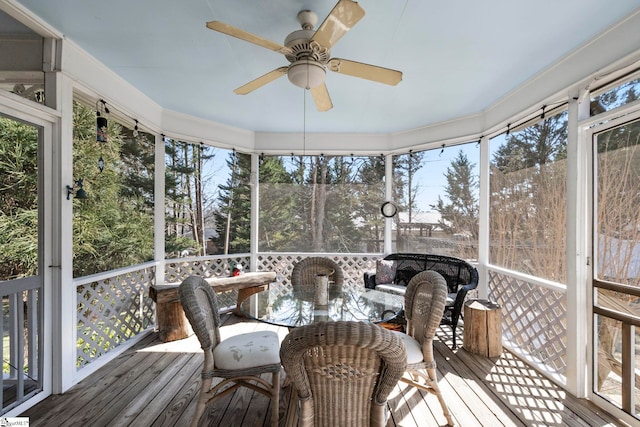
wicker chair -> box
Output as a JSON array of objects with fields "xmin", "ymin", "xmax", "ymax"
[
  {"xmin": 178, "ymin": 275, "xmax": 281, "ymax": 427},
  {"xmin": 394, "ymin": 270, "xmax": 455, "ymax": 426},
  {"xmin": 280, "ymin": 321, "xmax": 407, "ymax": 427},
  {"xmin": 290, "ymin": 256, "xmax": 344, "ymax": 291}
]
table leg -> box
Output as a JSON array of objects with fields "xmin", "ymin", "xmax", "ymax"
[{"xmin": 236, "ymin": 284, "xmax": 268, "ymax": 316}]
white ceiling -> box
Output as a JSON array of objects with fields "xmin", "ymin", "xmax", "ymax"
[{"xmin": 6, "ymin": 0, "xmax": 640, "ymax": 134}]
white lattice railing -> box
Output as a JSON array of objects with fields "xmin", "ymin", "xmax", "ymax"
[
  {"xmin": 73, "ymin": 253, "xmax": 570, "ymax": 384},
  {"xmin": 488, "ymin": 266, "xmax": 567, "ymax": 384},
  {"xmin": 257, "ymin": 253, "xmax": 380, "ymax": 287},
  {"xmin": 165, "ymin": 254, "xmax": 251, "ymax": 311},
  {"xmin": 75, "ymin": 263, "xmax": 156, "ymax": 369},
  {"xmin": 74, "ymin": 254, "xmax": 381, "ymax": 371},
  {"xmin": 72, "ymin": 250, "xmax": 572, "ymax": 392},
  {"xmin": 165, "ymin": 253, "xmax": 381, "ymax": 311},
  {"xmin": 73, "ymin": 253, "xmax": 569, "ymax": 388}
]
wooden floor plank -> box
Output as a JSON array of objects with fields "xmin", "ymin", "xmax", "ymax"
[
  {"xmin": 150, "ymin": 361, "xmax": 204, "ymax": 427},
  {"xmin": 21, "ymin": 317, "xmax": 630, "ymax": 427},
  {"xmin": 435, "ymin": 342, "xmax": 527, "ymax": 426},
  {"xmin": 387, "ymin": 384, "xmax": 438, "ymax": 427},
  {"xmin": 68, "ymin": 351, "xmax": 182, "ymax": 427},
  {"xmin": 112, "ymin": 352, "xmax": 202, "ymax": 426},
  {"xmin": 24, "ymin": 350, "xmax": 167, "ymax": 427},
  {"xmin": 20, "ymin": 331, "xmax": 159, "ymax": 422}
]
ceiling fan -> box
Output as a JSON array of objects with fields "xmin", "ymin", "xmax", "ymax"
[{"xmin": 206, "ymin": 0, "xmax": 402, "ymax": 112}]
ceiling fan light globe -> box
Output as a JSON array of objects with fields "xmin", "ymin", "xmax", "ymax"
[{"xmin": 288, "ymin": 60, "xmax": 326, "ymax": 89}]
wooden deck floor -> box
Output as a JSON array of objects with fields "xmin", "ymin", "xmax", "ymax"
[{"xmin": 23, "ymin": 314, "xmax": 628, "ymax": 427}]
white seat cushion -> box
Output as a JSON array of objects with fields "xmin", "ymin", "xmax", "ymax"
[
  {"xmin": 391, "ymin": 331, "xmax": 423, "ymax": 365},
  {"xmin": 375, "ymin": 283, "xmax": 406, "ymax": 296},
  {"xmin": 213, "ymin": 330, "xmax": 280, "ymax": 370}
]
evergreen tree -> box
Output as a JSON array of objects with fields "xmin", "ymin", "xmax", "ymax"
[
  {"xmin": 324, "ymin": 156, "xmax": 362, "ymax": 251},
  {"xmin": 354, "ymin": 156, "xmax": 386, "ymax": 252},
  {"xmin": 493, "ymin": 113, "xmax": 567, "ymax": 173},
  {"xmin": 394, "ymin": 152, "xmax": 425, "ymax": 222},
  {"xmin": 308, "ymin": 155, "xmax": 327, "ymax": 251},
  {"xmin": 255, "ymin": 154, "xmax": 385, "ymax": 253},
  {"xmin": 164, "ymin": 138, "xmax": 193, "ymax": 256},
  {"xmin": 71, "ymin": 102, "xmax": 154, "ymax": 277},
  {"xmin": 593, "ymin": 78, "xmax": 640, "ymax": 153},
  {"xmin": 258, "ymin": 156, "xmax": 298, "ymax": 251},
  {"xmin": 163, "ymin": 140, "xmax": 217, "ymax": 256},
  {"xmin": 119, "ymin": 128, "xmax": 155, "ymax": 211},
  {"xmin": 299, "ymin": 155, "xmax": 369, "ymax": 252},
  {"xmin": 212, "ymin": 151, "xmax": 251, "ymax": 254},
  {"xmin": 0, "ymin": 117, "xmax": 39, "ymax": 279},
  {"xmin": 433, "ymin": 150, "xmax": 479, "ymax": 238}
]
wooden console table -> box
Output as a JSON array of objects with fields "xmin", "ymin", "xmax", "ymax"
[{"xmin": 149, "ymin": 271, "xmax": 277, "ymax": 342}]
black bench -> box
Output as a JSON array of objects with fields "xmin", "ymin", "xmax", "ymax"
[{"xmin": 364, "ymin": 253, "xmax": 479, "ymax": 348}]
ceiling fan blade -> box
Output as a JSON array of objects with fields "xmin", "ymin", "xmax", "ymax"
[
  {"xmin": 328, "ymin": 58, "xmax": 402, "ymax": 85},
  {"xmin": 234, "ymin": 67, "xmax": 289, "ymax": 95},
  {"xmin": 310, "ymin": 0, "xmax": 365, "ymax": 50},
  {"xmin": 206, "ymin": 21, "xmax": 290, "ymax": 55},
  {"xmin": 310, "ymin": 83, "xmax": 333, "ymax": 112}
]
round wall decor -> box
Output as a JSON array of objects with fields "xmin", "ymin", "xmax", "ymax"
[{"xmin": 380, "ymin": 201, "xmax": 397, "ymax": 218}]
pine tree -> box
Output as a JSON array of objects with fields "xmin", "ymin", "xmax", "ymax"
[
  {"xmin": 354, "ymin": 156, "xmax": 386, "ymax": 252},
  {"xmin": 433, "ymin": 150, "xmax": 479, "ymax": 239},
  {"xmin": 394, "ymin": 152, "xmax": 425, "ymax": 223},
  {"xmin": 71, "ymin": 102, "xmax": 154, "ymax": 277},
  {"xmin": 212, "ymin": 151, "xmax": 251, "ymax": 254},
  {"xmin": 0, "ymin": 117, "xmax": 39, "ymax": 279},
  {"xmin": 492, "ymin": 113, "xmax": 567, "ymax": 173},
  {"xmin": 258, "ymin": 156, "xmax": 298, "ymax": 251}
]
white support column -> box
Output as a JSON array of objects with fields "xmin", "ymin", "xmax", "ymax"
[
  {"xmin": 154, "ymin": 134, "xmax": 166, "ymax": 286},
  {"xmin": 39, "ymin": 120, "xmax": 54, "ymax": 402},
  {"xmin": 52, "ymin": 73, "xmax": 76, "ymax": 393},
  {"xmin": 250, "ymin": 153, "xmax": 259, "ymax": 270},
  {"xmin": 384, "ymin": 154, "xmax": 393, "ymax": 254},
  {"xmin": 41, "ymin": 38, "xmax": 60, "ymax": 400},
  {"xmin": 565, "ymin": 87, "xmax": 590, "ymax": 397},
  {"xmin": 477, "ymin": 136, "xmax": 490, "ymax": 299}
]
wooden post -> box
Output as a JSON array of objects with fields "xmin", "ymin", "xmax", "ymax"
[
  {"xmin": 463, "ymin": 299, "xmax": 502, "ymax": 358},
  {"xmin": 155, "ymin": 301, "xmax": 194, "ymax": 342}
]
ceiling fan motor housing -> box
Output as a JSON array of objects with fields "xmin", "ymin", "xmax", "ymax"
[
  {"xmin": 284, "ymin": 11, "xmax": 329, "ymax": 89},
  {"xmin": 284, "ymin": 30, "xmax": 330, "ymax": 63}
]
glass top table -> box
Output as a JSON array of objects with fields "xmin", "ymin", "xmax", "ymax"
[{"xmin": 239, "ymin": 282, "xmax": 404, "ymax": 328}]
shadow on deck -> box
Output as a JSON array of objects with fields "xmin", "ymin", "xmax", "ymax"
[{"xmin": 22, "ymin": 314, "xmax": 627, "ymax": 427}]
